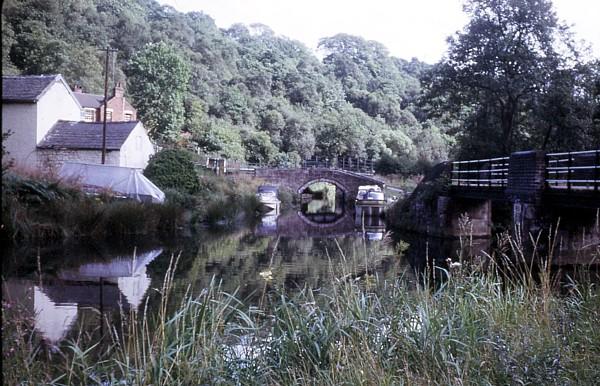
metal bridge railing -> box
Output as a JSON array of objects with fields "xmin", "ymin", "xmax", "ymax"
[
  {"xmin": 546, "ymin": 150, "xmax": 600, "ymax": 192},
  {"xmin": 451, "ymin": 156, "xmax": 510, "ymax": 188},
  {"xmin": 197, "ymin": 156, "xmax": 376, "ymax": 176},
  {"xmin": 302, "ymin": 157, "xmax": 375, "ymax": 175}
]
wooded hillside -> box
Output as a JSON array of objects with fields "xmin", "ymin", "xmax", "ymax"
[{"xmin": 3, "ymin": 0, "xmax": 598, "ymax": 171}]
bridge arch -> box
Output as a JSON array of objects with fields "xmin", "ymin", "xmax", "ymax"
[
  {"xmin": 297, "ymin": 177, "xmax": 349, "ymax": 196},
  {"xmin": 250, "ymin": 168, "xmax": 385, "ymax": 202}
]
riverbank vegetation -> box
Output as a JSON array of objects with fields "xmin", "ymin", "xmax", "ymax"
[
  {"xmin": 0, "ymin": 155, "xmax": 262, "ymax": 245},
  {"xmin": 3, "ymin": 251, "xmax": 599, "ymax": 385}
]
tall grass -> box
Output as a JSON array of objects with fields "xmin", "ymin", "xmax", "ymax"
[
  {"xmin": 1, "ymin": 171, "xmax": 186, "ymax": 244},
  {"xmin": 3, "ymin": 241, "xmax": 599, "ymax": 385},
  {"xmin": 1, "ymin": 170, "xmax": 262, "ymax": 244}
]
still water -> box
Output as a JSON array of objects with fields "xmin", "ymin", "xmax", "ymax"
[
  {"xmin": 4, "ymin": 205, "xmax": 430, "ymax": 347},
  {"xmin": 5, "ymin": 198, "xmax": 595, "ymax": 347}
]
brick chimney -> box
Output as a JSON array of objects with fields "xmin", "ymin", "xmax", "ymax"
[
  {"xmin": 73, "ymin": 84, "xmax": 83, "ymax": 93},
  {"xmin": 113, "ymin": 82, "xmax": 124, "ymax": 97}
]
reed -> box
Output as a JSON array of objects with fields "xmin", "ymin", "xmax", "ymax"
[{"xmin": 3, "ymin": 238, "xmax": 599, "ymax": 385}]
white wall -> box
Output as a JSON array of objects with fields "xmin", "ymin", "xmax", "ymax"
[
  {"xmin": 119, "ymin": 123, "xmax": 155, "ymax": 169},
  {"xmin": 2, "ymin": 78, "xmax": 81, "ymax": 170},
  {"xmin": 2, "ymin": 103, "xmax": 38, "ymax": 168},
  {"xmin": 36, "ymin": 81, "xmax": 80, "ymax": 142}
]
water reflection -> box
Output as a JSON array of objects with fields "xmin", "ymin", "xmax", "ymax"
[
  {"xmin": 33, "ymin": 286, "xmax": 78, "ymax": 344},
  {"xmin": 5, "ymin": 196, "xmax": 599, "ymax": 349},
  {"xmin": 57, "ymin": 248, "xmax": 161, "ymax": 309},
  {"xmin": 355, "ymin": 213, "xmax": 386, "ymax": 241},
  {"xmin": 3, "ymin": 249, "xmax": 161, "ymax": 345},
  {"xmin": 300, "ymin": 181, "xmax": 345, "ymax": 220}
]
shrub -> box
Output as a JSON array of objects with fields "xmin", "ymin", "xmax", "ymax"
[
  {"xmin": 375, "ymin": 153, "xmax": 414, "ymax": 175},
  {"xmin": 144, "ymin": 149, "xmax": 200, "ymax": 194},
  {"xmin": 278, "ymin": 186, "xmax": 300, "ymax": 210}
]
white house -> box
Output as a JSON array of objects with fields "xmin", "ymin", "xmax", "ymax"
[
  {"xmin": 37, "ymin": 120, "xmax": 155, "ymax": 170},
  {"xmin": 2, "ymin": 75, "xmax": 81, "ymax": 167},
  {"xmin": 2, "ymin": 74, "xmax": 154, "ymax": 171}
]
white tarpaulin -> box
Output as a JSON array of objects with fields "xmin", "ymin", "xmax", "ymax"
[{"xmin": 59, "ymin": 162, "xmax": 165, "ymax": 203}]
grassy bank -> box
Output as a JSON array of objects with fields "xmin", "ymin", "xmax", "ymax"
[
  {"xmin": 1, "ymin": 169, "xmax": 261, "ymax": 245},
  {"xmin": 3, "ymin": 254, "xmax": 599, "ymax": 385}
]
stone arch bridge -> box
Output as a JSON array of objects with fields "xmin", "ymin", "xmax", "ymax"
[{"xmin": 245, "ymin": 168, "xmax": 385, "ymax": 200}]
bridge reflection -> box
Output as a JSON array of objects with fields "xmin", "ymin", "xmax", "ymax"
[{"xmin": 256, "ymin": 209, "xmax": 385, "ymax": 239}]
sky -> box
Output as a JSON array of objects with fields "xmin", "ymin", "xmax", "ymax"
[{"xmin": 158, "ymin": 0, "xmax": 600, "ymax": 63}]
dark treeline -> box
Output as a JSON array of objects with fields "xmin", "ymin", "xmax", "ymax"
[{"xmin": 2, "ymin": 0, "xmax": 599, "ymax": 171}]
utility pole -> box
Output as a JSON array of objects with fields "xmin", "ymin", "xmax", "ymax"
[{"xmin": 99, "ymin": 46, "xmax": 118, "ymax": 164}]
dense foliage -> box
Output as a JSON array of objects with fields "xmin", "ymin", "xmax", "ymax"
[
  {"xmin": 1, "ymin": 171, "xmax": 182, "ymax": 242},
  {"xmin": 2, "ymin": 0, "xmax": 598, "ymax": 167},
  {"xmin": 127, "ymin": 42, "xmax": 191, "ymax": 142},
  {"xmin": 1, "ymin": 0, "xmax": 452, "ymax": 172},
  {"xmin": 426, "ymin": 0, "xmax": 600, "ymax": 157},
  {"xmin": 143, "ymin": 148, "xmax": 200, "ymax": 194}
]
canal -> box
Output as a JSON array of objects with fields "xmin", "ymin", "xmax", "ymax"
[
  {"xmin": 4, "ymin": 185, "xmax": 407, "ymax": 348},
  {"xmin": 3, "ymin": 187, "xmax": 598, "ymax": 350}
]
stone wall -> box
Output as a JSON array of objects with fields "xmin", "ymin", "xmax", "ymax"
[
  {"xmin": 252, "ymin": 168, "xmax": 385, "ymax": 200},
  {"xmin": 37, "ymin": 149, "xmax": 120, "ymax": 172}
]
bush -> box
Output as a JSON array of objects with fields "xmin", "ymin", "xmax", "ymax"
[
  {"xmin": 144, "ymin": 149, "xmax": 200, "ymax": 194},
  {"xmin": 278, "ymin": 186, "xmax": 300, "ymax": 210},
  {"xmin": 375, "ymin": 153, "xmax": 415, "ymax": 175}
]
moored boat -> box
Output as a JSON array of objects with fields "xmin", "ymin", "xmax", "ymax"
[
  {"xmin": 355, "ymin": 185, "xmax": 385, "ymax": 206},
  {"xmin": 256, "ymin": 185, "xmax": 281, "ymax": 213}
]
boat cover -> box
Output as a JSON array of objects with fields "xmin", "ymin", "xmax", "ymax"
[
  {"xmin": 258, "ymin": 185, "xmax": 278, "ymax": 193},
  {"xmin": 59, "ymin": 162, "xmax": 165, "ymax": 203}
]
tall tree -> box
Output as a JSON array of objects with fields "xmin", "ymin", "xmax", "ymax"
[
  {"xmin": 127, "ymin": 42, "xmax": 190, "ymax": 142},
  {"xmin": 429, "ymin": 0, "xmax": 582, "ymax": 157}
]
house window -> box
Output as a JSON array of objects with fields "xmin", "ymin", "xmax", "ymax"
[
  {"xmin": 106, "ymin": 109, "xmax": 113, "ymax": 122},
  {"xmin": 124, "ymin": 112, "xmax": 133, "ymax": 121},
  {"xmin": 81, "ymin": 108, "xmax": 96, "ymax": 122}
]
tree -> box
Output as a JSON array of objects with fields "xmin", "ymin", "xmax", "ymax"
[
  {"xmin": 144, "ymin": 149, "xmax": 199, "ymax": 194},
  {"xmin": 429, "ymin": 0, "xmax": 582, "ymax": 157},
  {"xmin": 192, "ymin": 118, "xmax": 246, "ymax": 161},
  {"xmin": 1, "ymin": 14, "xmax": 19, "ymax": 75},
  {"xmin": 241, "ymin": 130, "xmax": 278, "ymax": 165},
  {"xmin": 127, "ymin": 42, "xmax": 190, "ymax": 142},
  {"xmin": 1, "ymin": 0, "xmax": 451, "ymax": 173}
]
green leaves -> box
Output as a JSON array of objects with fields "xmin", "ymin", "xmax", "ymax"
[
  {"xmin": 144, "ymin": 149, "xmax": 199, "ymax": 194},
  {"xmin": 127, "ymin": 42, "xmax": 191, "ymax": 143},
  {"xmin": 427, "ymin": 0, "xmax": 598, "ymax": 157},
  {"xmin": 2, "ymin": 0, "xmax": 464, "ymax": 173}
]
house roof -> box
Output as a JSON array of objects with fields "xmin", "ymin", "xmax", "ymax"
[
  {"xmin": 2, "ymin": 74, "xmax": 62, "ymax": 102},
  {"xmin": 73, "ymin": 92, "xmax": 104, "ymax": 108},
  {"xmin": 37, "ymin": 120, "xmax": 141, "ymax": 151}
]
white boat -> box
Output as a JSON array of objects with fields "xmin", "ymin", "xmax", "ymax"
[
  {"xmin": 355, "ymin": 185, "xmax": 385, "ymax": 206},
  {"xmin": 256, "ymin": 185, "xmax": 281, "ymax": 213}
]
